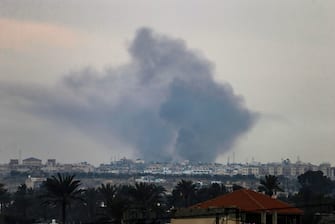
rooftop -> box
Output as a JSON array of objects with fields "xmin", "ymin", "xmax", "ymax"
[
  {"xmin": 193, "ymin": 189, "xmax": 303, "ymax": 215},
  {"xmin": 23, "ymin": 157, "xmax": 42, "ymax": 162}
]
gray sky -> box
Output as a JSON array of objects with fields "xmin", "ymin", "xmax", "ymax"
[{"xmin": 0, "ymin": 0, "xmax": 334, "ymax": 165}]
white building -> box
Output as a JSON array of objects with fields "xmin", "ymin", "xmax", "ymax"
[
  {"xmin": 22, "ymin": 157, "xmax": 42, "ymax": 167},
  {"xmin": 25, "ymin": 176, "xmax": 46, "ymax": 189}
]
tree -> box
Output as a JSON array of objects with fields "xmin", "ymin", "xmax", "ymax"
[
  {"xmin": 232, "ymin": 184, "xmax": 244, "ymax": 191},
  {"xmin": 98, "ymin": 184, "xmax": 132, "ymax": 224},
  {"xmin": 12, "ymin": 184, "xmax": 32, "ymax": 220},
  {"xmin": 196, "ymin": 183, "xmax": 227, "ymax": 202},
  {"xmin": 122, "ymin": 183, "xmax": 167, "ymax": 223},
  {"xmin": 82, "ymin": 188, "xmax": 99, "ymax": 223},
  {"xmin": 298, "ymin": 170, "xmax": 333, "ymax": 197},
  {"xmin": 41, "ymin": 173, "xmax": 84, "ymax": 224},
  {"xmin": 98, "ymin": 183, "xmax": 117, "ymax": 204},
  {"xmin": 129, "ymin": 182, "xmax": 166, "ymax": 210},
  {"xmin": 258, "ymin": 175, "xmax": 283, "ymax": 196},
  {"xmin": 0, "ymin": 183, "xmax": 10, "ymax": 224},
  {"xmin": 0, "ymin": 183, "xmax": 10, "ymax": 214},
  {"xmin": 295, "ymin": 171, "xmax": 334, "ymax": 224},
  {"xmin": 172, "ymin": 180, "xmax": 196, "ymax": 207}
]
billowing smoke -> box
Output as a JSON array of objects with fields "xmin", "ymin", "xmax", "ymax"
[{"xmin": 2, "ymin": 28, "xmax": 257, "ymax": 162}]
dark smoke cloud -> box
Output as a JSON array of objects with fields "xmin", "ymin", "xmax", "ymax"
[
  {"xmin": 1, "ymin": 28, "xmax": 257, "ymax": 162},
  {"xmin": 160, "ymin": 79, "xmax": 254, "ymax": 161}
]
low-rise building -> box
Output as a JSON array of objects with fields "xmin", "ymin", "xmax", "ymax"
[
  {"xmin": 46, "ymin": 159, "xmax": 56, "ymax": 167},
  {"xmin": 22, "ymin": 157, "xmax": 42, "ymax": 167},
  {"xmin": 172, "ymin": 189, "xmax": 303, "ymax": 224},
  {"xmin": 25, "ymin": 175, "xmax": 46, "ymax": 189},
  {"xmin": 9, "ymin": 159, "xmax": 19, "ymax": 166},
  {"xmin": 0, "ymin": 164, "xmax": 10, "ymax": 175}
]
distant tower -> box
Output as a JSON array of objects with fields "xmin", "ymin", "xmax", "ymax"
[
  {"xmin": 19, "ymin": 149, "xmax": 22, "ymax": 164},
  {"xmin": 227, "ymin": 156, "xmax": 230, "ymax": 165},
  {"xmin": 297, "ymin": 156, "xmax": 301, "ymax": 163},
  {"xmin": 233, "ymin": 152, "xmax": 235, "ymax": 164}
]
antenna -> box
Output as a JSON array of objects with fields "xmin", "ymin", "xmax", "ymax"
[{"xmin": 19, "ymin": 148, "xmax": 22, "ymax": 164}]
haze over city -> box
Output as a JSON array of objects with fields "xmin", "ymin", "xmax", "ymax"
[{"xmin": 0, "ymin": 0, "xmax": 335, "ymax": 165}]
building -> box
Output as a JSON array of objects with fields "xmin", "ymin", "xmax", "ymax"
[
  {"xmin": 0, "ymin": 164, "xmax": 10, "ymax": 175},
  {"xmin": 172, "ymin": 207, "xmax": 239, "ymax": 224},
  {"xmin": 9, "ymin": 159, "xmax": 19, "ymax": 166},
  {"xmin": 46, "ymin": 159, "xmax": 56, "ymax": 167},
  {"xmin": 330, "ymin": 167, "xmax": 335, "ymax": 181},
  {"xmin": 25, "ymin": 175, "xmax": 46, "ymax": 189},
  {"xmin": 22, "ymin": 157, "xmax": 42, "ymax": 167},
  {"xmin": 241, "ymin": 166, "xmax": 260, "ymax": 176},
  {"xmin": 172, "ymin": 189, "xmax": 303, "ymax": 224},
  {"xmin": 315, "ymin": 213, "xmax": 335, "ymax": 224},
  {"xmin": 319, "ymin": 163, "xmax": 331, "ymax": 177}
]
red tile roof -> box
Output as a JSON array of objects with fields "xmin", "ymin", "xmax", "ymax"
[{"xmin": 193, "ymin": 189, "xmax": 303, "ymax": 215}]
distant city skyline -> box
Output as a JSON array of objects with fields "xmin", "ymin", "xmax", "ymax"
[
  {"xmin": 1, "ymin": 153, "xmax": 334, "ymax": 167},
  {"xmin": 2, "ymin": 154, "xmax": 335, "ymax": 185},
  {"xmin": 1, "ymin": 1, "xmax": 335, "ymax": 165}
]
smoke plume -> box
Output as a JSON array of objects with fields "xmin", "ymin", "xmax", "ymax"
[{"xmin": 1, "ymin": 28, "xmax": 257, "ymax": 162}]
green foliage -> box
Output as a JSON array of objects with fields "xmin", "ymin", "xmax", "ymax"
[
  {"xmin": 98, "ymin": 183, "xmax": 117, "ymax": 203},
  {"xmin": 0, "ymin": 183, "xmax": 10, "ymax": 223},
  {"xmin": 97, "ymin": 184, "xmax": 131, "ymax": 223},
  {"xmin": 292, "ymin": 171, "xmax": 335, "ymax": 224},
  {"xmin": 2, "ymin": 172, "xmax": 334, "ymax": 224},
  {"xmin": 41, "ymin": 173, "xmax": 84, "ymax": 224},
  {"xmin": 82, "ymin": 188, "xmax": 99, "ymax": 222},
  {"xmin": 12, "ymin": 184, "xmax": 32, "ymax": 219},
  {"xmin": 0, "ymin": 183, "xmax": 10, "ymax": 213},
  {"xmin": 97, "ymin": 183, "xmax": 167, "ymax": 223},
  {"xmin": 172, "ymin": 179, "xmax": 197, "ymax": 207},
  {"xmin": 130, "ymin": 183, "xmax": 166, "ymax": 209},
  {"xmin": 298, "ymin": 170, "xmax": 333, "ymax": 197},
  {"xmin": 1, "ymin": 183, "xmax": 50, "ymax": 224},
  {"xmin": 196, "ymin": 183, "xmax": 227, "ymax": 202},
  {"xmin": 232, "ymin": 184, "xmax": 244, "ymax": 191},
  {"xmin": 258, "ymin": 175, "xmax": 283, "ymax": 196}
]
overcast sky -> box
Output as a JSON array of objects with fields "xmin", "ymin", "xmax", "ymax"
[{"xmin": 0, "ymin": 0, "xmax": 334, "ymax": 165}]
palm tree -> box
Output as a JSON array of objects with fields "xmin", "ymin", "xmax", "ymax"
[
  {"xmin": 208, "ymin": 183, "xmax": 227, "ymax": 198},
  {"xmin": 196, "ymin": 183, "xmax": 227, "ymax": 202},
  {"xmin": 129, "ymin": 182, "xmax": 166, "ymax": 209},
  {"xmin": 258, "ymin": 175, "xmax": 283, "ymax": 196},
  {"xmin": 0, "ymin": 183, "xmax": 10, "ymax": 214},
  {"xmin": 173, "ymin": 180, "xmax": 196, "ymax": 207},
  {"xmin": 98, "ymin": 184, "xmax": 132, "ymax": 224},
  {"xmin": 13, "ymin": 184, "xmax": 33, "ymax": 220},
  {"xmin": 98, "ymin": 183, "xmax": 117, "ymax": 204},
  {"xmin": 83, "ymin": 188, "xmax": 99, "ymax": 222},
  {"xmin": 122, "ymin": 183, "xmax": 166, "ymax": 223},
  {"xmin": 42, "ymin": 173, "xmax": 84, "ymax": 224}
]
